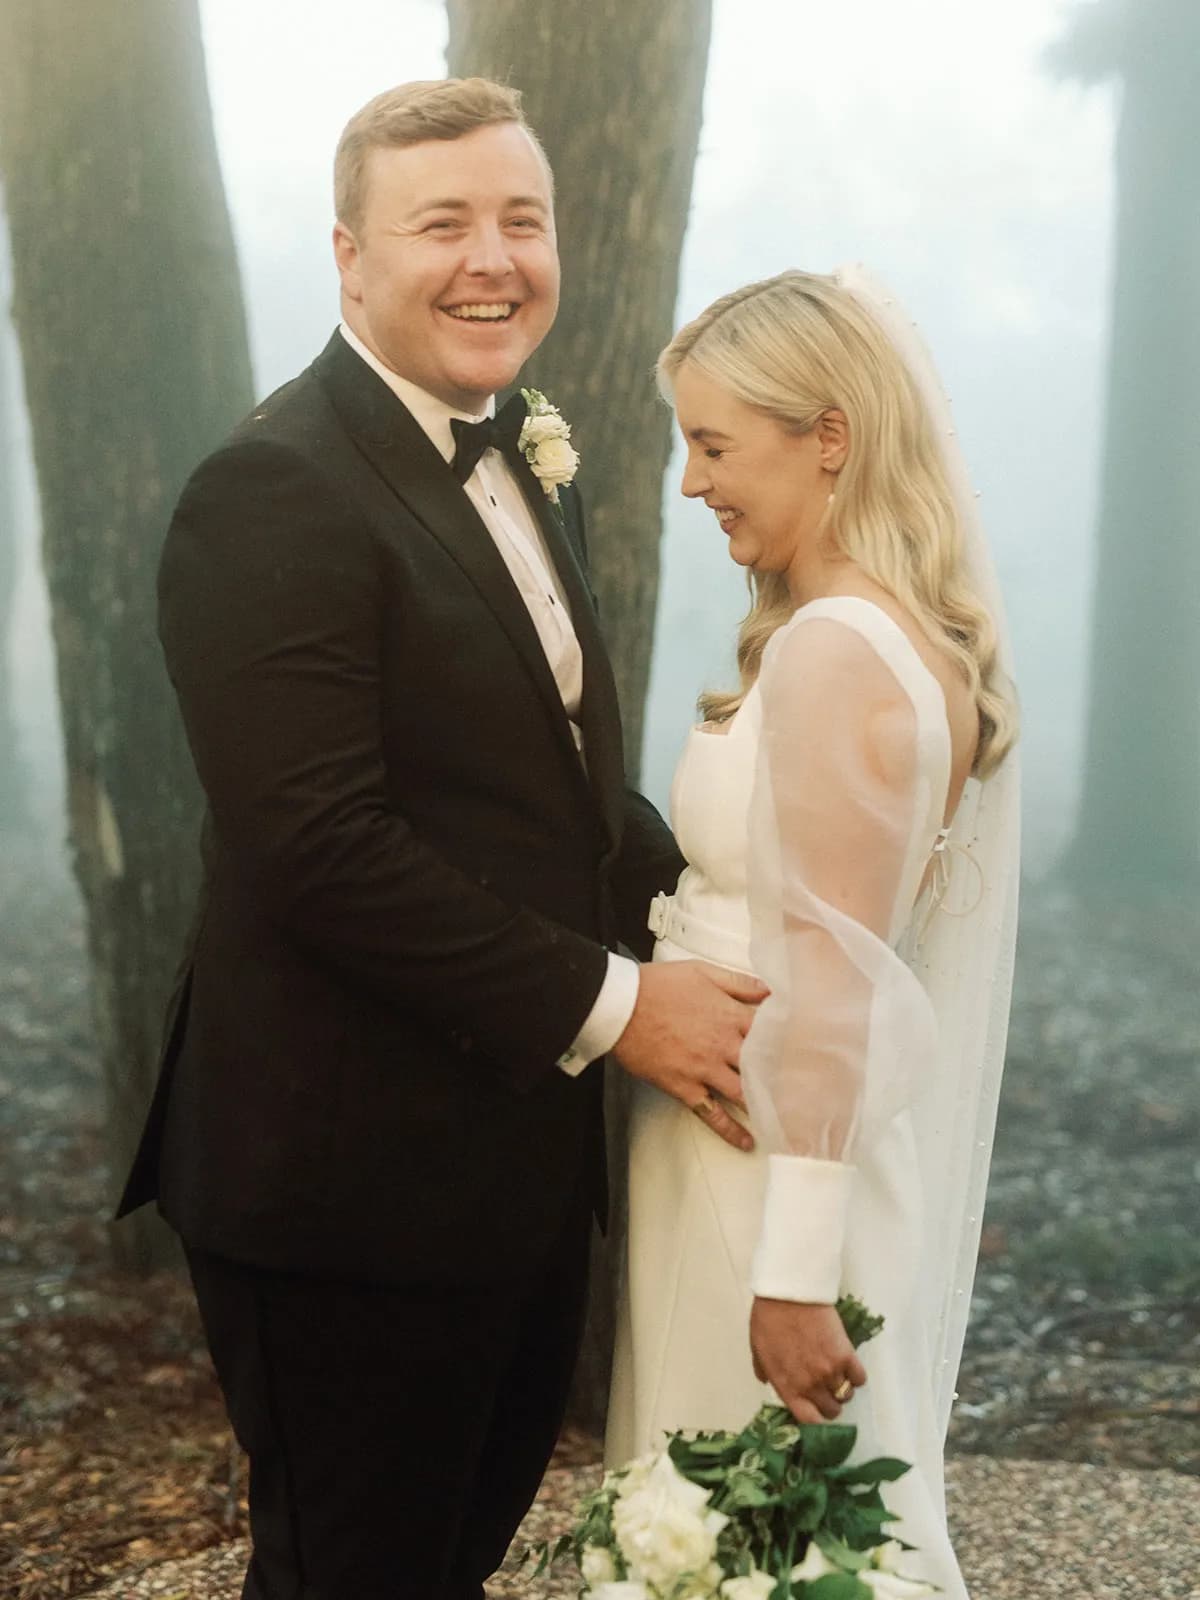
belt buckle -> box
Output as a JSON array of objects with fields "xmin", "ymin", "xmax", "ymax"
[{"xmin": 647, "ymin": 891, "xmax": 671, "ymax": 939}]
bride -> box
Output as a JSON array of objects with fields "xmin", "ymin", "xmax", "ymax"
[{"xmin": 607, "ymin": 267, "xmax": 1020, "ymax": 1599}]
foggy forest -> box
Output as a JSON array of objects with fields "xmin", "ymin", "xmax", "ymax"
[{"xmin": 0, "ymin": 1, "xmax": 1197, "ymax": 1596}]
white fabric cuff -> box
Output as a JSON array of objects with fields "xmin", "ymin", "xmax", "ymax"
[
  {"xmin": 556, "ymin": 952, "xmax": 640, "ymax": 1076},
  {"xmin": 751, "ymin": 1154, "xmax": 855, "ymax": 1303}
]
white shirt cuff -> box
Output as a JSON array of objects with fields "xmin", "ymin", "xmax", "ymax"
[
  {"xmin": 750, "ymin": 1154, "xmax": 854, "ymax": 1303},
  {"xmin": 556, "ymin": 952, "xmax": 640, "ymax": 1076}
]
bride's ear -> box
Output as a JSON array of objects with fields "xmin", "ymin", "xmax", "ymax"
[{"xmin": 817, "ymin": 409, "xmax": 849, "ymax": 474}]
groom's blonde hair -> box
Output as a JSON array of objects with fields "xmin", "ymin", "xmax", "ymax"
[
  {"xmin": 335, "ymin": 78, "xmax": 552, "ymax": 238},
  {"xmin": 658, "ymin": 271, "xmax": 1017, "ymax": 779}
]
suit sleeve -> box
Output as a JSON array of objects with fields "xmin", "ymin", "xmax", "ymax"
[
  {"xmin": 159, "ymin": 437, "xmax": 607, "ymax": 1091},
  {"xmin": 611, "ymin": 789, "xmax": 686, "ymax": 959},
  {"xmin": 559, "ymin": 483, "xmax": 686, "ymax": 958}
]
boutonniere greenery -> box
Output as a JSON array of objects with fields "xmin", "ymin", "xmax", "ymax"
[{"xmin": 519, "ymin": 388, "xmax": 580, "ymax": 504}]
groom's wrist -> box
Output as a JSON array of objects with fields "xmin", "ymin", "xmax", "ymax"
[{"xmin": 557, "ymin": 953, "xmax": 640, "ymax": 1075}]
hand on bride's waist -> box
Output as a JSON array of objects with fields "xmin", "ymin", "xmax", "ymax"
[{"xmin": 611, "ymin": 959, "xmax": 769, "ymax": 1154}]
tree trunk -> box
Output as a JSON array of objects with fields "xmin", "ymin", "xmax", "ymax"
[
  {"xmin": 446, "ymin": 0, "xmax": 712, "ymax": 776},
  {"xmin": 0, "ymin": 259, "xmax": 31, "ymax": 838},
  {"xmin": 447, "ymin": 0, "xmax": 713, "ymax": 1432},
  {"xmin": 0, "ymin": 1, "xmax": 255, "ymax": 1268},
  {"xmin": 1063, "ymin": 0, "xmax": 1200, "ymax": 888}
]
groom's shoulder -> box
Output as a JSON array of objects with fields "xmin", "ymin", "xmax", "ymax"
[
  {"xmin": 227, "ymin": 349, "xmax": 337, "ymax": 459},
  {"xmin": 182, "ymin": 346, "xmax": 345, "ymax": 504}
]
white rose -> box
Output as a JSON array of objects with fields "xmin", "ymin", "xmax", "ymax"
[
  {"xmin": 581, "ymin": 1544, "xmax": 620, "ymax": 1586},
  {"xmin": 870, "ymin": 1541, "xmax": 906, "ymax": 1573},
  {"xmin": 860, "ymin": 1568, "xmax": 938, "ymax": 1598},
  {"xmin": 586, "ymin": 1584, "xmax": 650, "ymax": 1600},
  {"xmin": 613, "ymin": 1452, "xmax": 659, "ymax": 1502},
  {"xmin": 612, "ymin": 1452, "xmax": 728, "ymax": 1592},
  {"xmin": 720, "ymin": 1568, "xmax": 777, "ymax": 1600},
  {"xmin": 531, "ymin": 434, "xmax": 580, "ymax": 486},
  {"xmin": 678, "ymin": 1560, "xmax": 725, "ymax": 1597},
  {"xmin": 522, "ymin": 410, "xmax": 570, "ymax": 446},
  {"xmin": 791, "ymin": 1542, "xmax": 838, "ymax": 1583}
]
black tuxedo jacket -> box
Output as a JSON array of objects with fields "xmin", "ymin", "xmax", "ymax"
[{"xmin": 118, "ymin": 331, "xmax": 684, "ymax": 1286}]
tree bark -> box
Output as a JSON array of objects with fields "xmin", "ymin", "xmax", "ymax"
[
  {"xmin": 0, "ymin": 1, "xmax": 255, "ymax": 1267},
  {"xmin": 447, "ymin": 0, "xmax": 713, "ymax": 1432},
  {"xmin": 446, "ymin": 0, "xmax": 712, "ymax": 776},
  {"xmin": 1057, "ymin": 0, "xmax": 1200, "ymax": 888},
  {"xmin": 0, "ymin": 260, "xmax": 32, "ymax": 838}
]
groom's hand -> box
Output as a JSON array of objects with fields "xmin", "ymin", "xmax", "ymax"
[{"xmin": 611, "ymin": 961, "xmax": 768, "ymax": 1152}]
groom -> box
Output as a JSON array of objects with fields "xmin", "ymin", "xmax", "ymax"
[{"xmin": 118, "ymin": 77, "xmax": 764, "ymax": 1599}]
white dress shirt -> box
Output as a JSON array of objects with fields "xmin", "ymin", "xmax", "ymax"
[{"xmin": 338, "ymin": 323, "xmax": 638, "ymax": 1073}]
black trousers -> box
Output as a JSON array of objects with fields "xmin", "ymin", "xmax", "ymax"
[{"xmin": 185, "ymin": 1196, "xmax": 592, "ymax": 1600}]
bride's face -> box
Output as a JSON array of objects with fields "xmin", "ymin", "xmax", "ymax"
[{"xmin": 672, "ymin": 361, "xmax": 840, "ymax": 578}]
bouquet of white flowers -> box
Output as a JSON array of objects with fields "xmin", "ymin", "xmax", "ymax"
[{"xmin": 526, "ymin": 1297, "xmax": 938, "ymax": 1600}]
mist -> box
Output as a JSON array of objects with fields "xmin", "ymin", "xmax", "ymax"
[
  {"xmin": 3, "ymin": 0, "xmax": 1116, "ymax": 873},
  {"xmin": 1, "ymin": 7, "xmax": 1197, "ymax": 1577}
]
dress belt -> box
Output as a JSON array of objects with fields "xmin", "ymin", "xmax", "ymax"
[{"xmin": 647, "ymin": 891, "xmax": 756, "ymax": 976}]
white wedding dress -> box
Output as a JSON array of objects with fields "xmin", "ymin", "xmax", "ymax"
[{"xmin": 607, "ymin": 595, "xmax": 986, "ymax": 1599}]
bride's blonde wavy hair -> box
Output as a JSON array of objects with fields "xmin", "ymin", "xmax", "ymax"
[{"xmin": 658, "ymin": 271, "xmax": 1017, "ymax": 778}]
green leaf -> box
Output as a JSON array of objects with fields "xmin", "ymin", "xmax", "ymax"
[
  {"xmin": 676, "ymin": 1434, "xmax": 742, "ymax": 1457},
  {"xmin": 801, "ymin": 1574, "xmax": 872, "ymax": 1600},
  {"xmin": 826, "ymin": 1501, "xmax": 897, "ymax": 1550},
  {"xmin": 797, "ymin": 1424, "xmax": 857, "ymax": 1468},
  {"xmin": 516, "ymin": 1535, "xmax": 568, "ymax": 1578},
  {"xmin": 848, "ymin": 1505, "xmax": 894, "ymax": 1532},
  {"xmin": 753, "ymin": 1405, "xmax": 803, "ymax": 1449},
  {"xmin": 813, "ymin": 1532, "xmax": 871, "ymax": 1573},
  {"xmin": 829, "ymin": 1457, "xmax": 912, "ymax": 1486},
  {"xmin": 719, "ymin": 1472, "xmax": 774, "ymax": 1509},
  {"xmin": 781, "ymin": 1478, "xmax": 829, "ymax": 1532},
  {"xmin": 835, "ymin": 1294, "xmax": 885, "ymax": 1349}
]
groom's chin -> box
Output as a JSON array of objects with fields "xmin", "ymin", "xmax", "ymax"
[
  {"xmin": 445, "ymin": 349, "xmax": 533, "ymax": 404},
  {"xmin": 441, "ymin": 313, "xmax": 552, "ymax": 393}
]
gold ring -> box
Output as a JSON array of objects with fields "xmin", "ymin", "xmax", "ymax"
[
  {"xmin": 833, "ymin": 1378, "xmax": 853, "ymax": 1402},
  {"xmin": 692, "ymin": 1095, "xmax": 718, "ymax": 1119}
]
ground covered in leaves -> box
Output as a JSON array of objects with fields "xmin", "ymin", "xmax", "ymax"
[{"xmin": 1, "ymin": 845, "xmax": 1197, "ymax": 1598}]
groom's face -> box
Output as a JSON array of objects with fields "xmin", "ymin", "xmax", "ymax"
[{"xmin": 334, "ymin": 122, "xmax": 559, "ymax": 411}]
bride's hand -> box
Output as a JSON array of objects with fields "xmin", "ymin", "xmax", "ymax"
[{"xmin": 750, "ymin": 1298, "xmax": 867, "ymax": 1424}]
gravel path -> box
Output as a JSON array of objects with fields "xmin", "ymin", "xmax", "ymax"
[{"xmin": 81, "ymin": 1455, "xmax": 1200, "ymax": 1600}]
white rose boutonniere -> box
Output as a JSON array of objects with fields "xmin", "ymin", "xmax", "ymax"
[{"xmin": 519, "ymin": 387, "xmax": 580, "ymax": 504}]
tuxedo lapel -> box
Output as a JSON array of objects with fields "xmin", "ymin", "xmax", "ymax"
[
  {"xmin": 509, "ymin": 453, "xmax": 626, "ymax": 851},
  {"xmin": 312, "ymin": 334, "xmax": 589, "ymax": 790}
]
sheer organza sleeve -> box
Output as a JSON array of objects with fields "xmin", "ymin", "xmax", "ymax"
[{"xmin": 741, "ymin": 613, "xmax": 939, "ymax": 1303}]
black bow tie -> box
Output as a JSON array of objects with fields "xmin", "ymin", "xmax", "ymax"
[{"xmin": 449, "ymin": 393, "xmax": 527, "ymax": 483}]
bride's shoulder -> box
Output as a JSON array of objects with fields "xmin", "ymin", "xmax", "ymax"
[
  {"xmin": 763, "ymin": 586, "xmax": 903, "ymax": 672},
  {"xmin": 760, "ymin": 602, "xmax": 911, "ymax": 721}
]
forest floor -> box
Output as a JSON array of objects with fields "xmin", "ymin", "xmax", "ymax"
[{"xmin": 1, "ymin": 842, "xmax": 1198, "ymax": 1600}]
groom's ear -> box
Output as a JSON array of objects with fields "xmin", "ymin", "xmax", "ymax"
[
  {"xmin": 333, "ymin": 222, "xmax": 363, "ymax": 302},
  {"xmin": 817, "ymin": 408, "xmax": 849, "ymax": 473}
]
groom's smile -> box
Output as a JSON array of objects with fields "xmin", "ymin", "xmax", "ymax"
[
  {"xmin": 334, "ymin": 121, "xmax": 560, "ymax": 412},
  {"xmin": 441, "ymin": 300, "xmax": 517, "ymax": 321}
]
